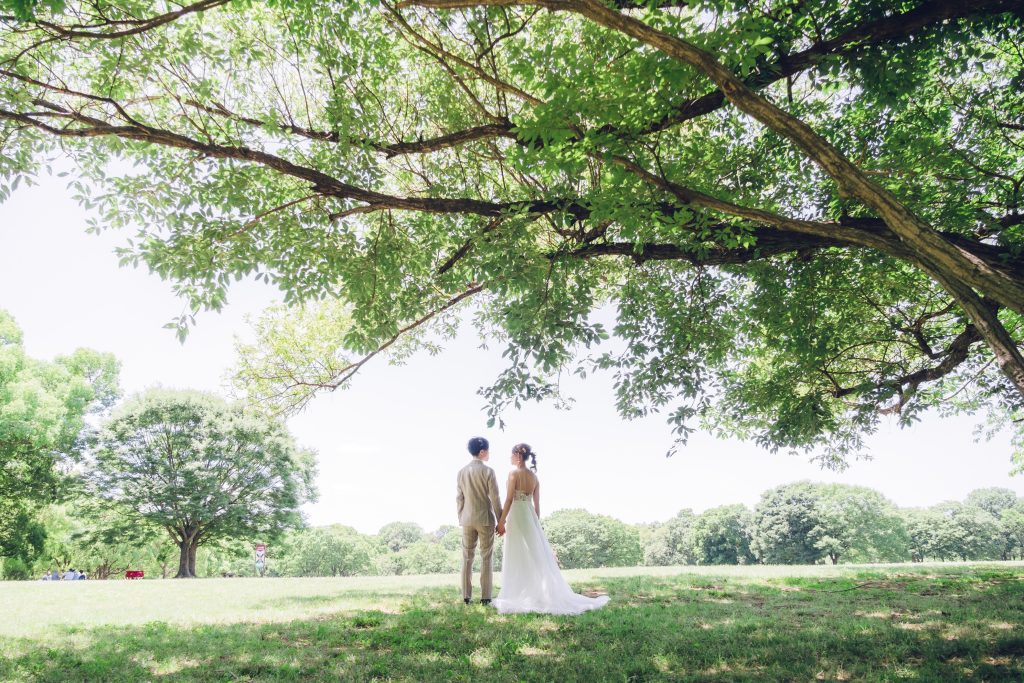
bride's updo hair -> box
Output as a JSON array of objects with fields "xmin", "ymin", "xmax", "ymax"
[{"xmin": 513, "ymin": 443, "xmax": 537, "ymax": 472}]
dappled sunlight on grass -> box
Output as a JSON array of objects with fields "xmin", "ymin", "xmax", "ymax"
[
  {"xmin": 469, "ymin": 647, "xmax": 494, "ymax": 668},
  {"xmin": 144, "ymin": 655, "xmax": 199, "ymax": 676},
  {"xmin": 988, "ymin": 621, "xmax": 1017, "ymax": 630},
  {"xmin": 0, "ymin": 564, "xmax": 1020, "ymax": 681},
  {"xmin": 894, "ymin": 620, "xmax": 941, "ymax": 631}
]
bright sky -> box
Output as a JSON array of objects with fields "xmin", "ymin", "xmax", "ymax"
[{"xmin": 1, "ymin": 172, "xmax": 1022, "ymax": 535}]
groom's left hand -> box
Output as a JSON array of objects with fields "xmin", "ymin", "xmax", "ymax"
[{"xmin": 496, "ymin": 522, "xmax": 505, "ymax": 536}]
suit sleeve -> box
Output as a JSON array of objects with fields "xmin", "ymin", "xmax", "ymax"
[
  {"xmin": 456, "ymin": 472, "xmax": 465, "ymax": 521},
  {"xmin": 488, "ymin": 469, "xmax": 502, "ymax": 523}
]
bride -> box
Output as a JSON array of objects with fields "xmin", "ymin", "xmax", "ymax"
[{"xmin": 492, "ymin": 443, "xmax": 610, "ymax": 615}]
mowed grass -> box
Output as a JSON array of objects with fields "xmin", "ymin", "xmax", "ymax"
[{"xmin": 1, "ymin": 564, "xmax": 1022, "ymax": 682}]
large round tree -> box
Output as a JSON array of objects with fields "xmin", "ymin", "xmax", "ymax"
[
  {"xmin": 87, "ymin": 389, "xmax": 317, "ymax": 578},
  {"xmin": 1, "ymin": 0, "xmax": 1022, "ymax": 463}
]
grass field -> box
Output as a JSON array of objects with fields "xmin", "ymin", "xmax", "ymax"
[{"xmin": 1, "ymin": 563, "xmax": 1022, "ymax": 682}]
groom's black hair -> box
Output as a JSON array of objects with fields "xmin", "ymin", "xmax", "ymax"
[{"xmin": 468, "ymin": 436, "xmax": 489, "ymax": 457}]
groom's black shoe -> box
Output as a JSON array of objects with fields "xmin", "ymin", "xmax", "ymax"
[
  {"xmin": 480, "ymin": 599, "xmax": 492, "ymax": 606},
  {"xmin": 463, "ymin": 598, "xmax": 472, "ymax": 605}
]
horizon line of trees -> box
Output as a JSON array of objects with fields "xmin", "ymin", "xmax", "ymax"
[
  {"xmin": 260, "ymin": 482, "xmax": 1024, "ymax": 576},
  {"xmin": 9, "ymin": 481, "xmax": 1022, "ymax": 580},
  {"xmin": 208, "ymin": 482, "xmax": 1024, "ymax": 576}
]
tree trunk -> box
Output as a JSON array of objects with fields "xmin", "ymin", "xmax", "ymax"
[
  {"xmin": 175, "ymin": 541, "xmax": 194, "ymax": 578},
  {"xmin": 160, "ymin": 562, "xmax": 169, "ymax": 579},
  {"xmin": 188, "ymin": 542, "xmax": 198, "ymax": 577}
]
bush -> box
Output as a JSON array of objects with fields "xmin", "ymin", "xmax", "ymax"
[
  {"xmin": 377, "ymin": 522, "xmax": 424, "ymax": 553},
  {"xmin": 375, "ymin": 554, "xmax": 404, "ymax": 576},
  {"xmin": 2, "ymin": 556, "xmax": 31, "ymax": 580},
  {"xmin": 690, "ymin": 505, "xmax": 755, "ymax": 565},
  {"xmin": 277, "ymin": 527, "xmax": 374, "ymax": 577},
  {"xmin": 643, "ymin": 510, "xmax": 696, "ymax": 566},
  {"xmin": 543, "ymin": 509, "xmax": 642, "ymax": 569},
  {"xmin": 399, "ymin": 540, "xmax": 459, "ymax": 575}
]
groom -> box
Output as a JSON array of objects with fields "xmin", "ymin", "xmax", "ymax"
[{"xmin": 456, "ymin": 436, "xmax": 502, "ymax": 605}]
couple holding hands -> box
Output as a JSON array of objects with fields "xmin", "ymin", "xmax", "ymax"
[{"xmin": 456, "ymin": 437, "xmax": 609, "ymax": 615}]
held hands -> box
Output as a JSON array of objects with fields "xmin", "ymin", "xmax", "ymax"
[{"xmin": 496, "ymin": 522, "xmax": 506, "ymax": 536}]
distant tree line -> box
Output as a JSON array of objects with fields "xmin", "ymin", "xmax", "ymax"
[
  {"xmin": 641, "ymin": 483, "xmax": 1024, "ymax": 568},
  {"xmin": 196, "ymin": 482, "xmax": 1024, "ymax": 576},
  {"xmin": 13, "ymin": 481, "xmax": 1021, "ymax": 580}
]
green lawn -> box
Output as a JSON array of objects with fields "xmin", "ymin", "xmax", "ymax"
[{"xmin": 1, "ymin": 563, "xmax": 1022, "ymax": 682}]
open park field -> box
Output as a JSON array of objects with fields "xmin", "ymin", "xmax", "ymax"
[{"xmin": 0, "ymin": 563, "xmax": 1022, "ymax": 682}]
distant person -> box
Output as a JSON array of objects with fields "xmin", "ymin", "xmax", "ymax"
[
  {"xmin": 77, "ymin": 571, "xmax": 87, "ymax": 580},
  {"xmin": 63, "ymin": 568, "xmax": 78, "ymax": 581},
  {"xmin": 456, "ymin": 436, "xmax": 502, "ymax": 605},
  {"xmin": 491, "ymin": 443, "xmax": 609, "ymax": 615},
  {"xmin": 49, "ymin": 569, "xmax": 59, "ymax": 581}
]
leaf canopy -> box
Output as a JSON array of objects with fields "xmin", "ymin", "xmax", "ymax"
[{"xmin": 0, "ymin": 0, "xmax": 1022, "ymax": 463}]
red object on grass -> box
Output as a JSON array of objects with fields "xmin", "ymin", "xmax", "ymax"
[{"xmin": 124, "ymin": 570, "xmax": 145, "ymax": 579}]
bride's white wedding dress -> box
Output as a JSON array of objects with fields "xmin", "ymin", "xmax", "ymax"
[{"xmin": 493, "ymin": 491, "xmax": 610, "ymax": 615}]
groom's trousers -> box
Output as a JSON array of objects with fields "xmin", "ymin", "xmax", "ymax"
[{"xmin": 461, "ymin": 524, "xmax": 495, "ymax": 600}]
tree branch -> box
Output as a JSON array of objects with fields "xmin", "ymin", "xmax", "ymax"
[
  {"xmin": 8, "ymin": 0, "xmax": 231, "ymax": 39},
  {"xmin": 833, "ymin": 323, "xmax": 984, "ymax": 412},
  {"xmin": 183, "ymin": 98, "xmax": 515, "ymax": 157},
  {"xmin": 0, "ymin": 101, "xmax": 524, "ymax": 217},
  {"xmin": 562, "ymin": 231, "xmax": 846, "ymax": 266}
]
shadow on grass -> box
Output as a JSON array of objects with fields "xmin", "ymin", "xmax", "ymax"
[
  {"xmin": 1, "ymin": 568, "xmax": 1022, "ymax": 682},
  {"xmin": 258, "ymin": 589, "xmax": 414, "ymax": 611}
]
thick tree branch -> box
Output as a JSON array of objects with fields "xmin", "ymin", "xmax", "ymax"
[
  {"xmin": 562, "ymin": 231, "xmax": 845, "ymax": 265},
  {"xmin": 607, "ymin": 154, "xmax": 916, "ymax": 259},
  {"xmin": 0, "ymin": 102, "xmax": 531, "ymax": 217},
  {"xmin": 6, "ymin": 0, "xmax": 231, "ymax": 39},
  {"xmin": 840, "ymin": 217, "xmax": 1024, "ymax": 283},
  {"xmin": 379, "ymin": 121, "xmax": 516, "ymax": 157},
  {"xmin": 184, "ymin": 98, "xmax": 515, "ymax": 157}
]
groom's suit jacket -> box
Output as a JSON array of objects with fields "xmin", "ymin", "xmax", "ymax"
[{"xmin": 456, "ymin": 458, "xmax": 502, "ymax": 527}]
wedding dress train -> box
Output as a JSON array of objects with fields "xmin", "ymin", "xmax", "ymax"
[{"xmin": 492, "ymin": 492, "xmax": 610, "ymax": 615}]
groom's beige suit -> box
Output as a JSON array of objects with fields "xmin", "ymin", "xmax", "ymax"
[{"xmin": 457, "ymin": 457, "xmax": 502, "ymax": 601}]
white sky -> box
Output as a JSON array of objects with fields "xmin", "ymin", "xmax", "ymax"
[{"xmin": 1, "ymin": 172, "xmax": 1022, "ymax": 535}]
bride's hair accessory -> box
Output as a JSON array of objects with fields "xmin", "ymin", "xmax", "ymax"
[{"xmin": 513, "ymin": 443, "xmax": 538, "ymax": 472}]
